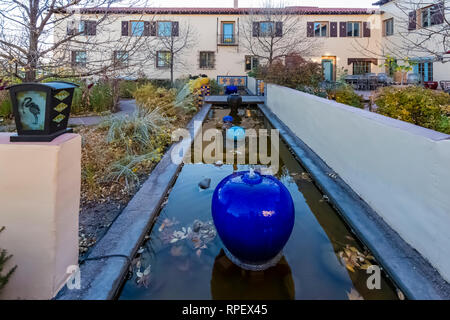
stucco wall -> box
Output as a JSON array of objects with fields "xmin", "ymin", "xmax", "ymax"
[
  {"xmin": 54, "ymin": 12, "xmax": 385, "ymax": 80},
  {"xmin": 0, "ymin": 133, "xmax": 80, "ymax": 299},
  {"xmin": 266, "ymin": 83, "xmax": 450, "ymax": 282},
  {"xmin": 247, "ymin": 76, "xmax": 257, "ymax": 94},
  {"xmin": 380, "ymin": 1, "xmax": 450, "ymax": 82}
]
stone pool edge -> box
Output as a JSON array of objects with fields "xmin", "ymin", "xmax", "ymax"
[
  {"xmin": 56, "ymin": 104, "xmax": 212, "ymax": 300},
  {"xmin": 258, "ymin": 103, "xmax": 450, "ymax": 300}
]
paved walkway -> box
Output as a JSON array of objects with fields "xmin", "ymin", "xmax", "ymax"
[{"xmin": 69, "ymin": 99, "xmax": 136, "ymax": 126}]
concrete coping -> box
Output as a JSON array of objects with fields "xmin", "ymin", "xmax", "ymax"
[{"xmin": 56, "ymin": 104, "xmax": 212, "ymax": 300}]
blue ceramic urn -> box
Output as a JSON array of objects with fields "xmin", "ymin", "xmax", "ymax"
[{"xmin": 212, "ymin": 170, "xmax": 295, "ymax": 270}]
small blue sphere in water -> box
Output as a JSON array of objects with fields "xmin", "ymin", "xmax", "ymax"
[
  {"xmin": 223, "ymin": 115, "xmax": 233, "ymax": 123},
  {"xmin": 212, "ymin": 171, "xmax": 295, "ymax": 269},
  {"xmin": 226, "ymin": 126, "xmax": 245, "ymax": 141}
]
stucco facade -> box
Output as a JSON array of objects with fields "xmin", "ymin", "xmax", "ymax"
[
  {"xmin": 377, "ymin": 0, "xmax": 449, "ymax": 83},
  {"xmin": 55, "ymin": 2, "xmax": 449, "ymax": 82}
]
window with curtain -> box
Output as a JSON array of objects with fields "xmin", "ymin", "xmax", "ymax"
[
  {"xmin": 72, "ymin": 51, "xmax": 87, "ymax": 66},
  {"xmin": 314, "ymin": 22, "xmax": 328, "ymax": 37},
  {"xmin": 245, "ymin": 56, "xmax": 259, "ymax": 71},
  {"xmin": 346, "ymin": 22, "xmax": 360, "ymax": 37},
  {"xmin": 158, "ymin": 21, "xmax": 173, "ymax": 37},
  {"xmin": 130, "ymin": 21, "xmax": 145, "ymax": 36},
  {"xmin": 384, "ymin": 18, "xmax": 394, "ymax": 36},
  {"xmin": 114, "ymin": 51, "xmax": 129, "ymax": 66},
  {"xmin": 199, "ymin": 52, "xmax": 215, "ymax": 69},
  {"xmin": 156, "ymin": 51, "xmax": 171, "ymax": 68},
  {"xmin": 352, "ymin": 61, "xmax": 371, "ymax": 75},
  {"xmin": 259, "ymin": 22, "xmax": 275, "ymax": 37}
]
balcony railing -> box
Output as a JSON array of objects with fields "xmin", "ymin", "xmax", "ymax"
[{"xmin": 218, "ymin": 34, "xmax": 238, "ymax": 46}]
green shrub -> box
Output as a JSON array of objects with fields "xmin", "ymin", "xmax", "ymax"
[
  {"xmin": 134, "ymin": 84, "xmax": 178, "ymax": 117},
  {"xmin": 89, "ymin": 81, "xmax": 113, "ymax": 113},
  {"xmin": 296, "ymin": 85, "xmax": 328, "ymax": 98},
  {"xmin": 209, "ymin": 79, "xmax": 223, "ymax": 95},
  {"xmin": 375, "ymin": 86, "xmax": 450, "ymax": 134},
  {"xmin": 334, "ymin": 85, "xmax": 364, "ymax": 109},
  {"xmin": 0, "ymin": 227, "xmax": 16, "ymax": 292},
  {"xmin": 175, "ymin": 83, "xmax": 196, "ymax": 114},
  {"xmin": 119, "ymin": 81, "xmax": 139, "ymax": 99},
  {"xmin": 71, "ymin": 81, "xmax": 114, "ymax": 115},
  {"xmin": 103, "ymin": 109, "xmax": 171, "ymax": 189},
  {"xmin": 0, "ymin": 91, "xmax": 12, "ymax": 117},
  {"xmin": 104, "ymin": 108, "xmax": 170, "ymax": 155},
  {"xmin": 254, "ymin": 54, "xmax": 323, "ymax": 90}
]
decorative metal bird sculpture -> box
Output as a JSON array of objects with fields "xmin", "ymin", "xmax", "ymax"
[{"xmin": 22, "ymin": 97, "xmax": 40, "ymax": 124}]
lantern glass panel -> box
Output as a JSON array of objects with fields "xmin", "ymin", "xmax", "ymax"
[{"xmin": 16, "ymin": 90, "xmax": 47, "ymax": 131}]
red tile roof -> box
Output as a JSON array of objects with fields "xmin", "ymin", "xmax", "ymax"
[{"xmin": 59, "ymin": 6, "xmax": 378, "ymax": 15}]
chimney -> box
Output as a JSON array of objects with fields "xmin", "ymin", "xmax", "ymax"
[{"xmin": 234, "ymin": 0, "xmax": 238, "ymax": 8}]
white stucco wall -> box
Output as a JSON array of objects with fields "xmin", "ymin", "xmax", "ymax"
[
  {"xmin": 247, "ymin": 76, "xmax": 257, "ymax": 94},
  {"xmin": 54, "ymin": 11, "xmax": 385, "ymax": 80},
  {"xmin": 266, "ymin": 83, "xmax": 450, "ymax": 282}
]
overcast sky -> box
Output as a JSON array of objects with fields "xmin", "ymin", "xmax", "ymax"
[{"xmin": 148, "ymin": 0, "xmax": 378, "ymax": 8}]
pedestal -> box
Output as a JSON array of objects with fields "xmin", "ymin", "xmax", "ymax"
[{"xmin": 0, "ymin": 133, "xmax": 81, "ymax": 300}]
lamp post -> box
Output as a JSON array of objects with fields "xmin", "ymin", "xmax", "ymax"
[{"xmin": 8, "ymin": 81, "xmax": 78, "ymax": 142}]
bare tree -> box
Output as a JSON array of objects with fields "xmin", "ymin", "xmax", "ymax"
[
  {"xmin": 155, "ymin": 21, "xmax": 196, "ymax": 85},
  {"xmin": 239, "ymin": 0, "xmax": 318, "ymax": 66},
  {"xmin": 390, "ymin": 0, "xmax": 449, "ymax": 62},
  {"xmin": 356, "ymin": 0, "xmax": 449, "ymax": 63},
  {"xmin": 0, "ymin": 0, "xmax": 155, "ymax": 83}
]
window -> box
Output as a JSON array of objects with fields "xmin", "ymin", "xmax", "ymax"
[
  {"xmin": 221, "ymin": 22, "xmax": 235, "ymax": 44},
  {"xmin": 72, "ymin": 51, "xmax": 87, "ymax": 67},
  {"xmin": 314, "ymin": 22, "xmax": 328, "ymax": 37},
  {"xmin": 114, "ymin": 51, "xmax": 129, "ymax": 66},
  {"xmin": 67, "ymin": 20, "xmax": 96, "ymax": 36},
  {"xmin": 156, "ymin": 51, "xmax": 171, "ymax": 68},
  {"xmin": 199, "ymin": 52, "xmax": 215, "ymax": 69},
  {"xmin": 417, "ymin": 62, "xmax": 433, "ymax": 82},
  {"xmin": 245, "ymin": 56, "xmax": 259, "ymax": 71},
  {"xmin": 384, "ymin": 18, "xmax": 394, "ymax": 36},
  {"xmin": 260, "ymin": 22, "xmax": 275, "ymax": 37},
  {"xmin": 158, "ymin": 21, "xmax": 173, "ymax": 37},
  {"xmin": 421, "ymin": 4, "xmax": 444, "ymax": 28},
  {"xmin": 346, "ymin": 22, "xmax": 360, "ymax": 37},
  {"xmin": 130, "ymin": 21, "xmax": 145, "ymax": 36},
  {"xmin": 352, "ymin": 61, "xmax": 371, "ymax": 75}
]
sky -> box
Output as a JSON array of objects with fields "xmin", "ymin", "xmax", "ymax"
[{"xmin": 148, "ymin": 0, "xmax": 378, "ymax": 8}]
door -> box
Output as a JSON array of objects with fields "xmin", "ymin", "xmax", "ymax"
[
  {"xmin": 322, "ymin": 59, "xmax": 333, "ymax": 81},
  {"xmin": 222, "ymin": 22, "xmax": 235, "ymax": 44}
]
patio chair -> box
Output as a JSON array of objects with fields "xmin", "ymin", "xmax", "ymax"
[
  {"xmin": 407, "ymin": 73, "xmax": 420, "ymax": 85},
  {"xmin": 440, "ymin": 81, "xmax": 450, "ymax": 93},
  {"xmin": 377, "ymin": 73, "xmax": 388, "ymax": 87},
  {"xmin": 345, "ymin": 75, "xmax": 358, "ymax": 89},
  {"xmin": 368, "ymin": 76, "xmax": 378, "ymax": 90},
  {"xmin": 357, "ymin": 75, "xmax": 368, "ymax": 90}
]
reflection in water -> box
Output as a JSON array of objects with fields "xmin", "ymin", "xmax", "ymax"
[
  {"xmin": 118, "ymin": 106, "xmax": 399, "ymax": 300},
  {"xmin": 211, "ymin": 250, "xmax": 295, "ymax": 300}
]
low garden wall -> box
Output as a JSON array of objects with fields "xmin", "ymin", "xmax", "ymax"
[{"xmin": 266, "ymin": 83, "xmax": 450, "ymax": 283}]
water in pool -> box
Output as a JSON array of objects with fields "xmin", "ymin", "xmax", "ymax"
[{"xmin": 118, "ymin": 106, "xmax": 399, "ymax": 300}]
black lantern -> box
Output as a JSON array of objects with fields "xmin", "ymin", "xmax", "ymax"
[{"xmin": 8, "ymin": 81, "xmax": 79, "ymax": 142}]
